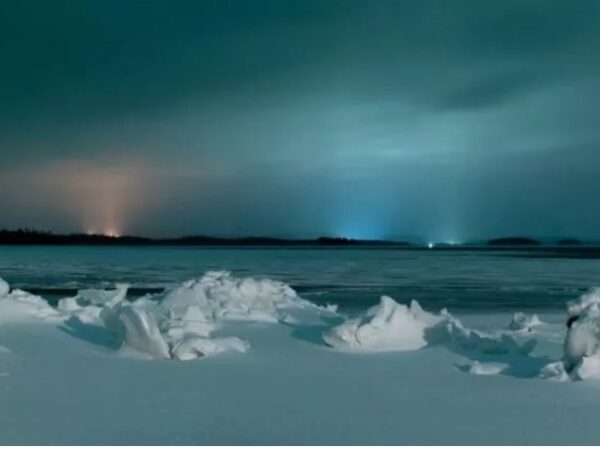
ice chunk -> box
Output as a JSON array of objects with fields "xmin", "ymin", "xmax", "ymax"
[
  {"xmin": 545, "ymin": 287, "xmax": 600, "ymax": 381},
  {"xmin": 84, "ymin": 280, "xmax": 252, "ymax": 360},
  {"xmin": 567, "ymin": 287, "xmax": 600, "ymax": 318},
  {"xmin": 447, "ymin": 318, "xmax": 537, "ymax": 356},
  {"xmin": 540, "ymin": 361, "xmax": 570, "ymax": 382},
  {"xmin": 57, "ymin": 285, "xmax": 130, "ymax": 325},
  {"xmin": 75, "ymin": 284, "xmax": 129, "ymax": 307},
  {"xmin": 113, "ymin": 305, "xmax": 171, "ymax": 359},
  {"xmin": 564, "ymin": 306, "xmax": 600, "ymax": 369},
  {"xmin": 160, "ymin": 305, "xmax": 216, "ymax": 341},
  {"xmin": 507, "ymin": 312, "xmax": 542, "ymax": 332},
  {"xmin": 324, "ymin": 296, "xmax": 537, "ymax": 357},
  {"xmin": 323, "ymin": 296, "xmax": 443, "ymax": 352},
  {"xmin": 160, "ymin": 271, "xmax": 327, "ymax": 323},
  {"xmin": 57, "ymin": 284, "xmax": 129, "ymax": 313}
]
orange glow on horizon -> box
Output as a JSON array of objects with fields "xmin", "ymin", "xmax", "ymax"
[{"xmin": 104, "ymin": 228, "xmax": 121, "ymax": 238}]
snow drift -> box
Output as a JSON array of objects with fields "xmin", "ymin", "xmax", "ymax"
[
  {"xmin": 323, "ymin": 295, "xmax": 537, "ymax": 358},
  {"xmin": 16, "ymin": 272, "xmax": 328, "ymax": 361},
  {"xmin": 507, "ymin": 312, "xmax": 542, "ymax": 332},
  {"xmin": 0, "ymin": 278, "xmax": 61, "ymax": 322},
  {"xmin": 323, "ymin": 296, "xmax": 442, "ymax": 351},
  {"xmin": 542, "ymin": 287, "xmax": 600, "ymax": 381},
  {"xmin": 159, "ymin": 271, "xmax": 330, "ymax": 323},
  {"xmin": 63, "ymin": 270, "xmax": 323, "ymax": 360}
]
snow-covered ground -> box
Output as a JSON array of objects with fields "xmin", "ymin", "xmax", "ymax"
[{"xmin": 2, "ymin": 271, "xmax": 600, "ymax": 444}]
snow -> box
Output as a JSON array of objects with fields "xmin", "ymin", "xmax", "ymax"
[
  {"xmin": 467, "ymin": 360, "xmax": 510, "ymax": 375},
  {"xmin": 0, "ymin": 311, "xmax": 597, "ymax": 445},
  {"xmin": 2, "ymin": 273, "xmax": 600, "ymax": 444},
  {"xmin": 35, "ymin": 272, "xmax": 333, "ymax": 361},
  {"xmin": 508, "ymin": 312, "xmax": 542, "ymax": 332},
  {"xmin": 0, "ymin": 287, "xmax": 62, "ymax": 323},
  {"xmin": 171, "ymin": 336, "xmax": 249, "ymax": 361},
  {"xmin": 159, "ymin": 271, "xmax": 320, "ymax": 323},
  {"xmin": 323, "ymin": 296, "xmax": 441, "ymax": 352},
  {"xmin": 323, "ymin": 295, "xmax": 538, "ymax": 359},
  {"xmin": 540, "ymin": 287, "xmax": 600, "ymax": 380}
]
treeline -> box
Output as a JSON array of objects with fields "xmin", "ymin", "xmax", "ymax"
[{"xmin": 0, "ymin": 229, "xmax": 404, "ymax": 246}]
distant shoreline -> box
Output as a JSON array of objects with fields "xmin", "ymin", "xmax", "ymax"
[{"xmin": 0, "ymin": 230, "xmax": 596, "ymax": 252}]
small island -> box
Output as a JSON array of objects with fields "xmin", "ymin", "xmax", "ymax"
[{"xmin": 487, "ymin": 237, "xmax": 541, "ymax": 246}]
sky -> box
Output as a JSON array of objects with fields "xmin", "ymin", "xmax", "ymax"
[{"xmin": 1, "ymin": 0, "xmax": 600, "ymax": 241}]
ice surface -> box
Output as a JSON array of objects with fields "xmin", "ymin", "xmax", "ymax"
[{"xmin": 2, "ymin": 248, "xmax": 600, "ymax": 443}]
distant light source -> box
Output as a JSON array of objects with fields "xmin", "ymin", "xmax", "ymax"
[
  {"xmin": 105, "ymin": 228, "xmax": 120, "ymax": 238},
  {"xmin": 428, "ymin": 242, "xmax": 434, "ymax": 249}
]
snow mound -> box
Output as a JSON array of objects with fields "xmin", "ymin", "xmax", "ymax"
[
  {"xmin": 540, "ymin": 361, "xmax": 570, "ymax": 382},
  {"xmin": 541, "ymin": 287, "xmax": 600, "ymax": 381},
  {"xmin": 324, "ymin": 296, "xmax": 537, "ymax": 357},
  {"xmin": 323, "ymin": 296, "xmax": 442, "ymax": 352},
  {"xmin": 0, "ymin": 278, "xmax": 61, "ymax": 322},
  {"xmin": 159, "ymin": 271, "xmax": 323, "ymax": 323},
  {"xmin": 52, "ymin": 271, "xmax": 327, "ymax": 360},
  {"xmin": 109, "ymin": 305, "xmax": 171, "ymax": 359},
  {"xmin": 0, "ymin": 272, "xmax": 332, "ymax": 361},
  {"xmin": 57, "ymin": 284, "xmax": 129, "ymax": 324},
  {"xmin": 94, "ymin": 293, "xmax": 247, "ymax": 361},
  {"xmin": 446, "ymin": 317, "xmax": 537, "ymax": 356},
  {"xmin": 507, "ymin": 312, "xmax": 542, "ymax": 332}
]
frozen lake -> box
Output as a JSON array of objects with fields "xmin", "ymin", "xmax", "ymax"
[{"xmin": 1, "ymin": 246, "xmax": 600, "ymax": 444}]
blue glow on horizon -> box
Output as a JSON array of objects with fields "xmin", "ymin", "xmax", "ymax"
[{"xmin": 334, "ymin": 218, "xmax": 386, "ymax": 240}]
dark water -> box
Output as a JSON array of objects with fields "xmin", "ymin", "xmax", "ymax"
[{"xmin": 0, "ymin": 246, "xmax": 599, "ymax": 312}]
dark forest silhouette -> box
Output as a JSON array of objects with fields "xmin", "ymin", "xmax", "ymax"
[{"xmin": 0, "ymin": 229, "xmax": 404, "ymax": 246}]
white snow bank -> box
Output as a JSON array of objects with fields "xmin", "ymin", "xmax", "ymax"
[
  {"xmin": 0, "ymin": 278, "xmax": 61, "ymax": 322},
  {"xmin": 507, "ymin": 312, "xmax": 542, "ymax": 332},
  {"xmin": 324, "ymin": 295, "xmax": 536, "ymax": 357},
  {"xmin": 541, "ymin": 287, "xmax": 600, "ymax": 381}
]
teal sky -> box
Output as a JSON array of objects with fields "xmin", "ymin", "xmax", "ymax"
[{"xmin": 1, "ymin": 0, "xmax": 600, "ymax": 240}]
